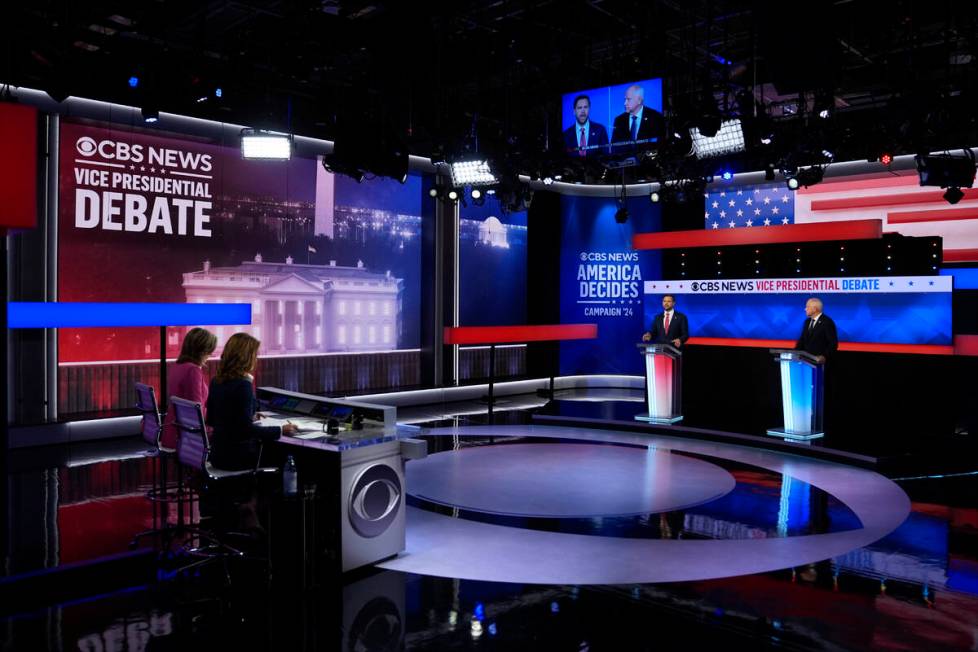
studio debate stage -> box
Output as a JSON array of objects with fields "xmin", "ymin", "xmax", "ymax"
[{"xmin": 379, "ymin": 424, "xmax": 910, "ymax": 585}]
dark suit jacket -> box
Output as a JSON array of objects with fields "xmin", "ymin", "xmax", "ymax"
[
  {"xmin": 612, "ymin": 107, "xmax": 665, "ymax": 144},
  {"xmin": 206, "ymin": 377, "xmax": 281, "ymax": 471},
  {"xmin": 795, "ymin": 314, "xmax": 838, "ymax": 358},
  {"xmin": 563, "ymin": 122, "xmax": 610, "ymax": 155},
  {"xmin": 648, "ymin": 310, "xmax": 689, "ymax": 348}
]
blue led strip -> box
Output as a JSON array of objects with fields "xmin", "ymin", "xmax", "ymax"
[
  {"xmin": 939, "ymin": 268, "xmax": 978, "ymax": 290},
  {"xmin": 8, "ymin": 302, "xmax": 252, "ymax": 328}
]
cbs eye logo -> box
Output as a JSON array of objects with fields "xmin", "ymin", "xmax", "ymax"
[
  {"xmin": 76, "ymin": 137, "xmax": 98, "ymax": 156},
  {"xmin": 349, "ymin": 464, "xmax": 402, "ymax": 538},
  {"xmin": 691, "ymin": 282, "xmax": 700, "ymax": 291}
]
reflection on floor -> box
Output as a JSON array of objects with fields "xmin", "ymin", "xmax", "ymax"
[{"xmin": 2, "ymin": 397, "xmax": 977, "ymax": 650}]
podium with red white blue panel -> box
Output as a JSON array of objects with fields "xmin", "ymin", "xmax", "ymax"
[{"xmin": 635, "ymin": 343, "xmax": 683, "ymax": 424}]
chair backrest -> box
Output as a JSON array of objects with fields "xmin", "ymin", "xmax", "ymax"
[
  {"xmin": 171, "ymin": 396, "xmax": 209, "ymax": 470},
  {"xmin": 134, "ymin": 382, "xmax": 162, "ymax": 448}
]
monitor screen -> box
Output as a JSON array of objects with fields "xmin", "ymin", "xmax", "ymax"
[{"xmin": 561, "ymin": 78, "xmax": 664, "ymax": 157}]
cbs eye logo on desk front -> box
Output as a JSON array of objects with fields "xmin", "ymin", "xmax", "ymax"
[{"xmin": 349, "ymin": 464, "xmax": 402, "ymax": 538}]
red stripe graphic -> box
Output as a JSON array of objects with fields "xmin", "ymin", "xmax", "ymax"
[
  {"xmin": 887, "ymin": 207, "xmax": 978, "ymax": 224},
  {"xmin": 444, "ymin": 324, "xmax": 598, "ymax": 345},
  {"xmin": 633, "ymin": 220, "xmax": 881, "ymax": 250},
  {"xmin": 811, "ymin": 188, "xmax": 978, "ymax": 211},
  {"xmin": 944, "ymin": 249, "xmax": 978, "ymax": 263}
]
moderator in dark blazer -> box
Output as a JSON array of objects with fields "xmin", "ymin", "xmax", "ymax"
[
  {"xmin": 206, "ymin": 377, "xmax": 281, "ymax": 471},
  {"xmin": 563, "ymin": 121, "xmax": 610, "ymax": 155},
  {"xmin": 647, "ymin": 311, "xmax": 689, "ymax": 348},
  {"xmin": 795, "ymin": 314, "xmax": 839, "ymax": 359},
  {"xmin": 611, "ymin": 107, "xmax": 665, "ymax": 144}
]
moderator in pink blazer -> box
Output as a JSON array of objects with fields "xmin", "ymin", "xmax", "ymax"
[{"xmin": 160, "ymin": 362, "xmax": 209, "ymax": 450}]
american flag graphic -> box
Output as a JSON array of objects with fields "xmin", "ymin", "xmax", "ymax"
[
  {"xmin": 704, "ymin": 184, "xmax": 795, "ymax": 229},
  {"xmin": 704, "ymin": 171, "xmax": 978, "ymax": 262}
]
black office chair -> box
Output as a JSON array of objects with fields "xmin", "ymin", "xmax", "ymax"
[
  {"xmin": 171, "ymin": 396, "xmax": 277, "ymax": 573},
  {"xmin": 130, "ymin": 382, "xmax": 192, "ymax": 548}
]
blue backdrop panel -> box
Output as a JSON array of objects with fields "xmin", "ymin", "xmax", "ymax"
[
  {"xmin": 643, "ymin": 290, "xmax": 952, "ymax": 345},
  {"xmin": 560, "ymin": 196, "xmax": 662, "ymax": 375}
]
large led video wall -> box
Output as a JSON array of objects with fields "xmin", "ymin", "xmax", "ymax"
[{"xmin": 57, "ymin": 119, "xmax": 422, "ymax": 364}]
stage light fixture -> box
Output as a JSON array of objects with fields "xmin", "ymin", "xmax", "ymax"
[
  {"xmin": 649, "ymin": 191, "xmax": 660, "ymax": 203},
  {"xmin": 880, "ymin": 152, "xmax": 893, "ymax": 166},
  {"xmin": 764, "ymin": 163, "xmax": 776, "ymax": 181},
  {"xmin": 944, "ymin": 187, "xmax": 965, "ymax": 204},
  {"xmin": 127, "ymin": 76, "xmax": 139, "ymax": 88},
  {"xmin": 786, "ymin": 176, "xmax": 800, "ymax": 190},
  {"xmin": 760, "ymin": 136, "xmax": 773, "ymax": 145},
  {"xmin": 721, "ymin": 171, "xmax": 733, "ymax": 181},
  {"xmin": 471, "ymin": 188, "xmax": 485, "ymax": 205},
  {"xmin": 141, "ymin": 107, "xmax": 159, "ymax": 124},
  {"xmin": 450, "ymin": 159, "xmax": 496, "ymax": 186},
  {"xmin": 794, "ymin": 166, "xmax": 825, "ymax": 188},
  {"xmin": 447, "ymin": 189, "xmax": 460, "ymax": 202},
  {"xmin": 471, "ymin": 188, "xmax": 482, "ymax": 200},
  {"xmin": 240, "ymin": 128, "xmax": 292, "ymax": 160},
  {"xmin": 614, "ymin": 206, "xmax": 629, "ymax": 223},
  {"xmin": 916, "ymin": 151, "xmax": 976, "ymax": 189},
  {"xmin": 215, "ymin": 87, "xmax": 223, "ymax": 98},
  {"xmin": 690, "ymin": 119, "xmax": 745, "ymax": 159},
  {"xmin": 542, "ymin": 176, "xmax": 554, "ymax": 185},
  {"xmin": 428, "ymin": 187, "xmax": 440, "ymax": 198}
]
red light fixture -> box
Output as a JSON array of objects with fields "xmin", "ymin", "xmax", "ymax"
[{"xmin": 880, "ymin": 153, "xmax": 893, "ymax": 166}]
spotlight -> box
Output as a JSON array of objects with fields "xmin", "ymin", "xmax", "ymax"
[
  {"xmin": 794, "ymin": 166, "xmax": 825, "ymax": 188},
  {"xmin": 542, "ymin": 176, "xmax": 554, "ymax": 185},
  {"xmin": 944, "ymin": 187, "xmax": 965, "ymax": 204},
  {"xmin": 822, "ymin": 149, "xmax": 834, "ymax": 161},
  {"xmin": 428, "ymin": 187, "xmax": 440, "ymax": 199},
  {"xmin": 818, "ymin": 109, "xmax": 830, "ymax": 119},
  {"xmin": 880, "ymin": 152, "xmax": 893, "ymax": 166},
  {"xmin": 760, "ymin": 136, "xmax": 773, "ymax": 145},
  {"xmin": 447, "ymin": 189, "xmax": 460, "ymax": 202},
  {"xmin": 240, "ymin": 128, "xmax": 292, "ymax": 160},
  {"xmin": 127, "ymin": 76, "xmax": 139, "ymax": 88},
  {"xmin": 471, "ymin": 188, "xmax": 482, "ymax": 200},
  {"xmin": 614, "ymin": 206, "xmax": 629, "ymax": 223},
  {"xmin": 690, "ymin": 119, "xmax": 745, "ymax": 158},
  {"xmin": 916, "ymin": 151, "xmax": 977, "ymax": 189},
  {"xmin": 471, "ymin": 188, "xmax": 485, "ymax": 205},
  {"xmin": 141, "ymin": 107, "xmax": 159, "ymax": 124},
  {"xmin": 786, "ymin": 177, "xmax": 800, "ymax": 190},
  {"xmin": 721, "ymin": 171, "xmax": 733, "ymax": 181},
  {"xmin": 215, "ymin": 87, "xmax": 223, "ymax": 98},
  {"xmin": 650, "ymin": 191, "xmax": 660, "ymax": 203},
  {"xmin": 450, "ymin": 159, "xmax": 496, "ymax": 186}
]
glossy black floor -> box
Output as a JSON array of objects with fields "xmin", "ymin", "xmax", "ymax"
[{"xmin": 3, "ymin": 402, "xmax": 978, "ymax": 651}]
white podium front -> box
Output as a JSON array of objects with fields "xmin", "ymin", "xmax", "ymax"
[{"xmin": 635, "ymin": 343, "xmax": 683, "ymax": 424}]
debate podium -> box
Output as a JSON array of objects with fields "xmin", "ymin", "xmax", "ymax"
[
  {"xmin": 635, "ymin": 343, "xmax": 683, "ymax": 424},
  {"xmin": 767, "ymin": 349, "xmax": 824, "ymax": 442}
]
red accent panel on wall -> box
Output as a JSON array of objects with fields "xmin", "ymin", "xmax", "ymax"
[
  {"xmin": 0, "ymin": 103, "xmax": 37, "ymax": 229},
  {"xmin": 444, "ymin": 324, "xmax": 598, "ymax": 345},
  {"xmin": 632, "ymin": 220, "xmax": 881, "ymax": 250}
]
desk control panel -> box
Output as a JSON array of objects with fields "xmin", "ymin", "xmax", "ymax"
[{"xmin": 257, "ymin": 387, "xmax": 397, "ymax": 446}]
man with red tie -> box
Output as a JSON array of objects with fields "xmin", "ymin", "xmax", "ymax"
[
  {"xmin": 562, "ymin": 94, "xmax": 609, "ymax": 157},
  {"xmin": 642, "ymin": 294, "xmax": 689, "ymax": 348}
]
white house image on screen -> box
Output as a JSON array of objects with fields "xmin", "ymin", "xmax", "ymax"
[
  {"xmin": 183, "ymin": 255, "xmax": 403, "ymax": 353},
  {"xmin": 478, "ymin": 216, "xmax": 510, "ymax": 248}
]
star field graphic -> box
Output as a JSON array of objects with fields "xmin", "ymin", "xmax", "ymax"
[{"xmin": 704, "ymin": 184, "xmax": 795, "ymax": 229}]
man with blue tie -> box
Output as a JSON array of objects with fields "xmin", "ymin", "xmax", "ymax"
[
  {"xmin": 562, "ymin": 94, "xmax": 609, "ymax": 157},
  {"xmin": 642, "ymin": 294, "xmax": 689, "ymax": 348},
  {"xmin": 611, "ymin": 84, "xmax": 665, "ymax": 147}
]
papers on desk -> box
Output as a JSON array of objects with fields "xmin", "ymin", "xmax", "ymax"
[{"xmin": 260, "ymin": 417, "xmax": 322, "ymax": 434}]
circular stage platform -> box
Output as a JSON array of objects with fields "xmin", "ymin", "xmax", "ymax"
[
  {"xmin": 407, "ymin": 442, "xmax": 735, "ymax": 518},
  {"xmin": 379, "ymin": 425, "xmax": 911, "ymax": 585}
]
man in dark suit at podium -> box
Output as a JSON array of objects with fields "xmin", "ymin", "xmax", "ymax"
[
  {"xmin": 642, "ymin": 294, "xmax": 689, "ymax": 348},
  {"xmin": 795, "ymin": 297, "xmax": 838, "ymax": 363}
]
